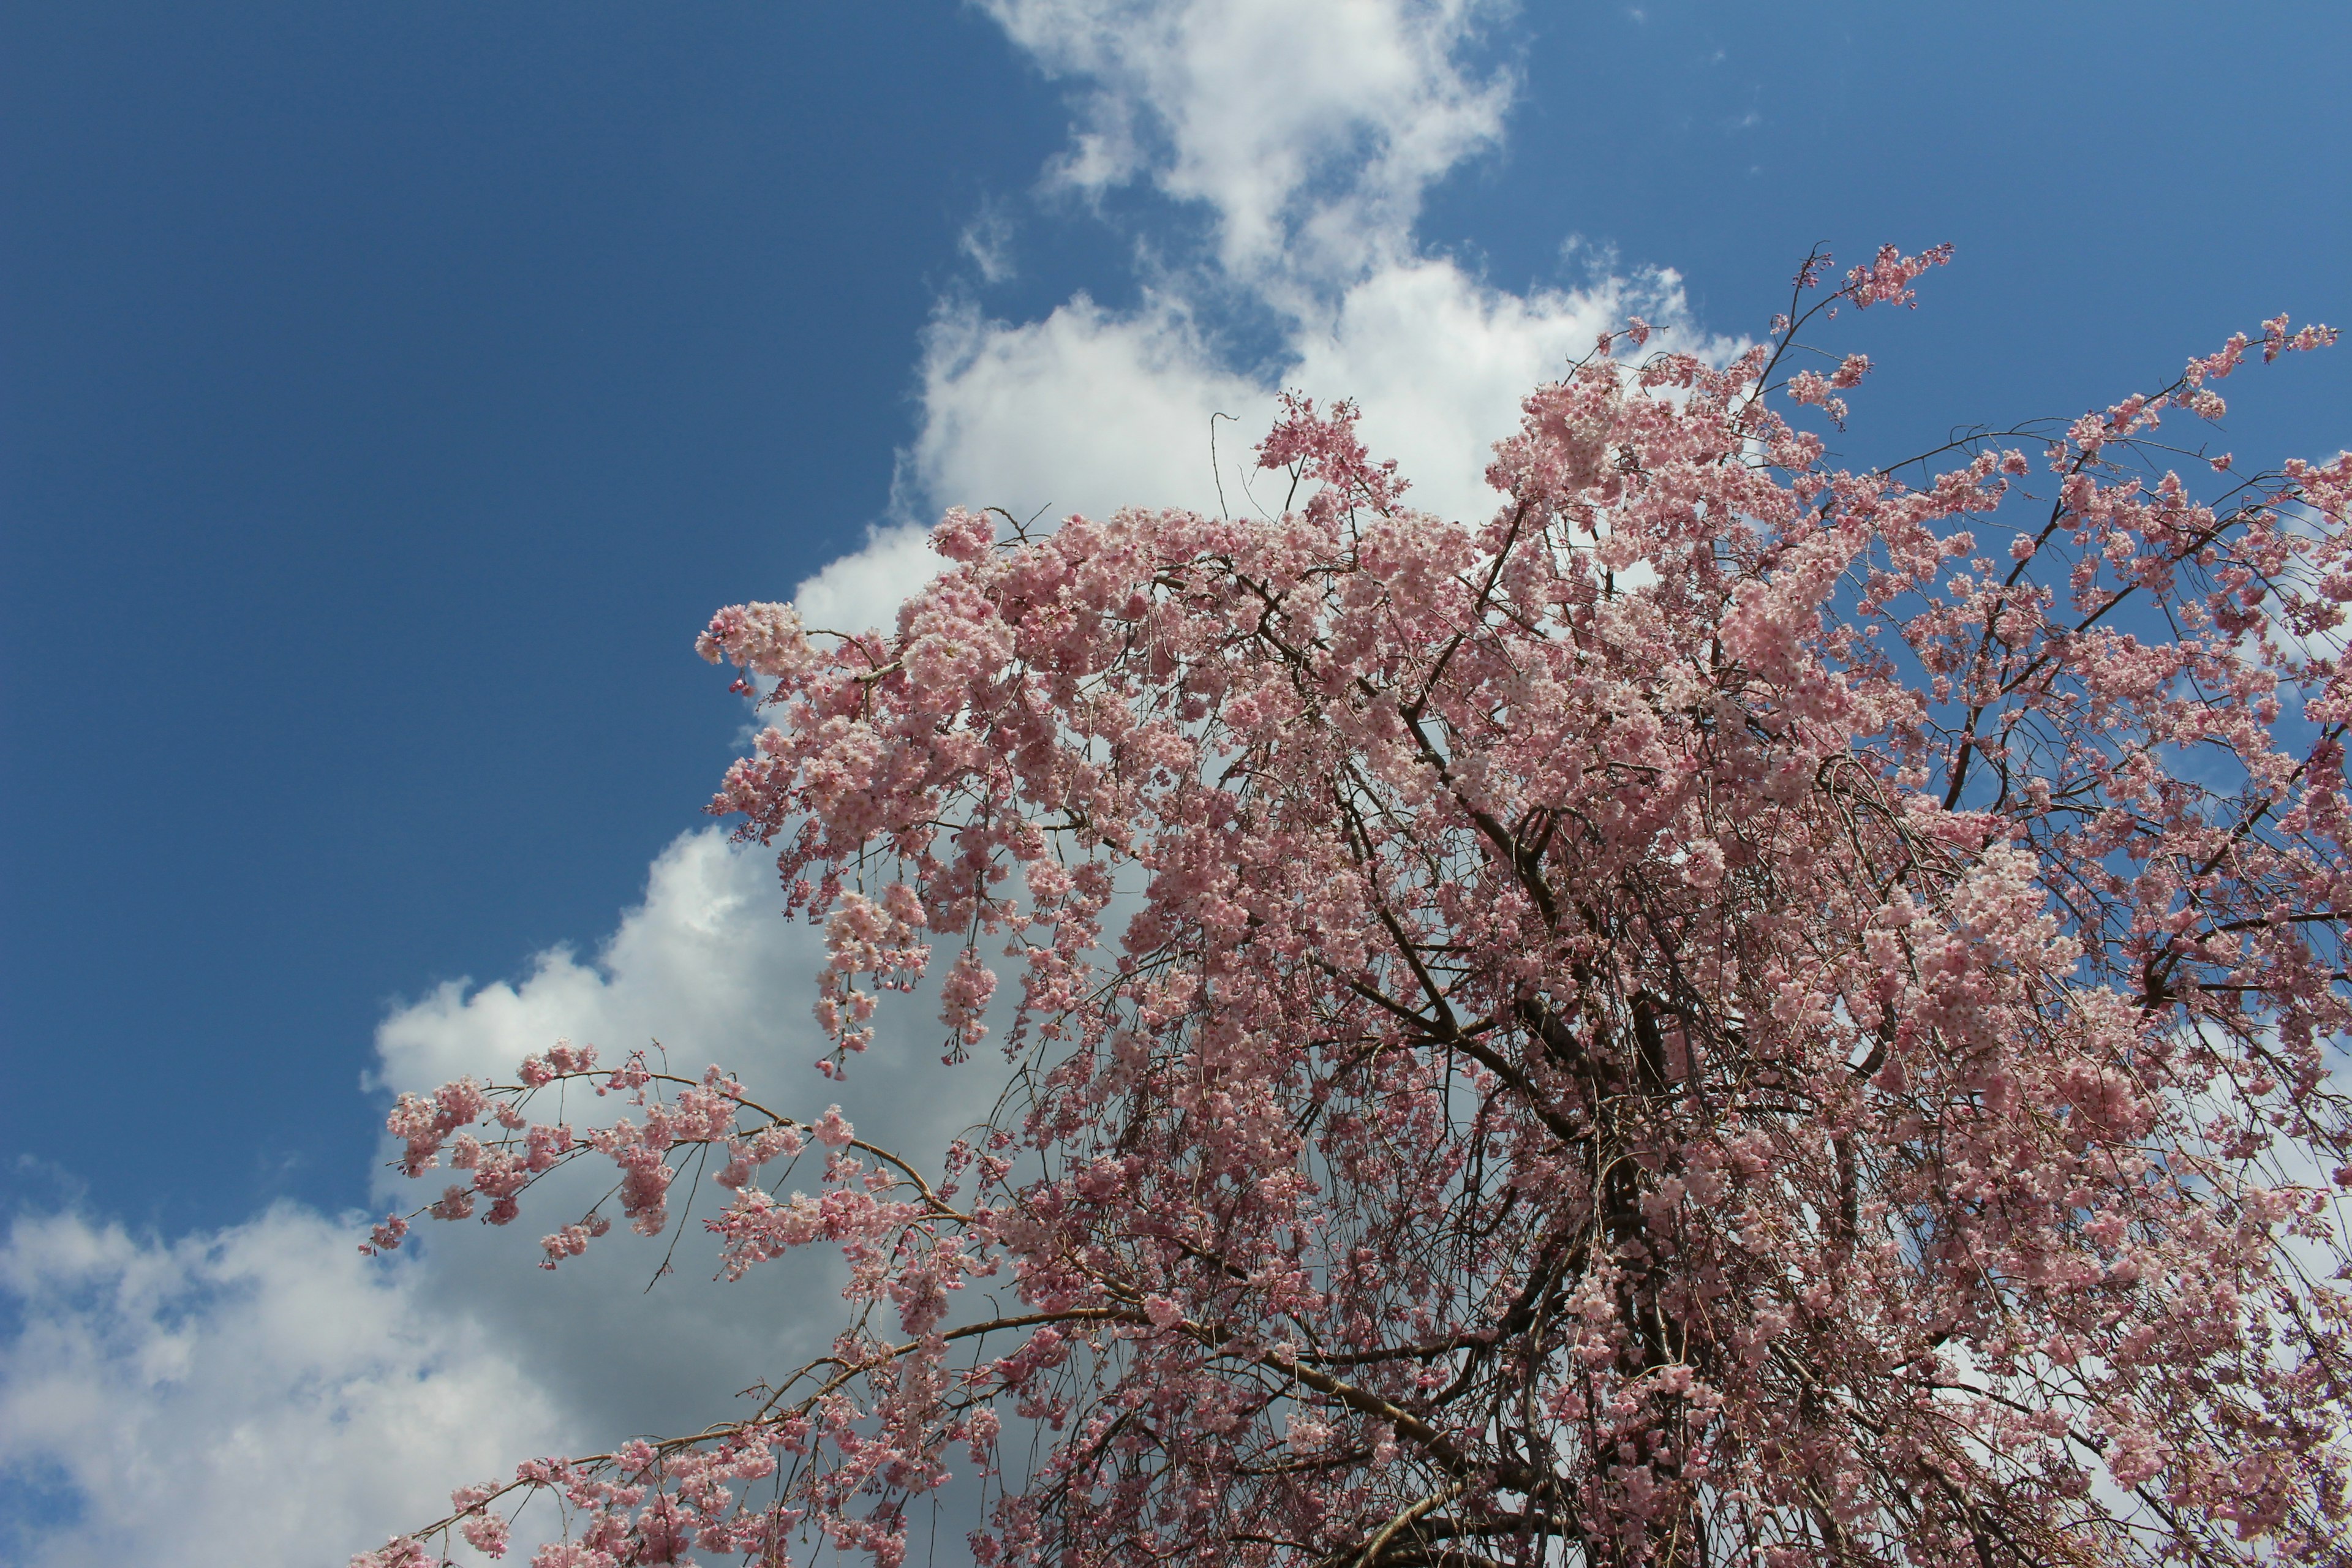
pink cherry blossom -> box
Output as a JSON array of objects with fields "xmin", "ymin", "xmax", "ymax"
[{"xmin": 363, "ymin": 252, "xmax": 2352, "ymax": 1568}]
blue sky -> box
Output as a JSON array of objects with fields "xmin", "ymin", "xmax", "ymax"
[{"xmin": 4, "ymin": 2, "xmax": 2348, "ymax": 1562}]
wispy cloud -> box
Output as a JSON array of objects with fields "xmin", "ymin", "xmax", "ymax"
[
  {"xmin": 985, "ymin": 0, "xmax": 1515, "ymax": 292},
  {"xmin": 957, "ymin": 198, "xmax": 1020, "ymax": 285}
]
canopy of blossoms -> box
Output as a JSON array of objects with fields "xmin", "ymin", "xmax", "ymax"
[{"xmin": 362, "ymin": 249, "xmax": 2352, "ymax": 1568}]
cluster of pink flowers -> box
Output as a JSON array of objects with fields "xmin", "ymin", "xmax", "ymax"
[
  {"xmin": 354, "ymin": 1430, "xmax": 810, "ymax": 1568},
  {"xmin": 363, "ymin": 250, "xmax": 2352, "ymax": 1568},
  {"xmin": 362, "ymin": 1044, "xmax": 923, "ymax": 1278}
]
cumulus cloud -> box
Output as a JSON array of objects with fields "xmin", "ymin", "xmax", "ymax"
[
  {"xmin": 371, "ymin": 829, "xmax": 999, "ymax": 1446},
  {"xmin": 858, "ymin": 0, "xmax": 1723, "ymax": 631},
  {"xmin": 0, "ymin": 1205, "xmax": 567, "ymax": 1566},
  {"xmin": 0, "ymin": 6, "xmax": 1727, "ymax": 1562},
  {"xmin": 1, "ymin": 835, "xmax": 1005, "ymax": 1566},
  {"xmin": 375, "ymin": 828, "xmax": 812, "ymax": 1099},
  {"xmin": 905, "ymin": 291, "xmax": 1257, "ymax": 525},
  {"xmin": 901, "ymin": 255, "xmax": 1719, "ymax": 561},
  {"xmin": 790, "ymin": 521, "xmax": 938, "ymax": 636},
  {"xmin": 374, "ymin": 827, "xmax": 993, "ymax": 1188}
]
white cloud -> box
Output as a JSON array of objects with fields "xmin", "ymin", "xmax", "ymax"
[
  {"xmin": 845, "ymin": 0, "xmax": 1725, "ymax": 614},
  {"xmin": 791, "ymin": 521, "xmax": 940, "ymax": 635},
  {"xmin": 0, "ymin": 1205, "xmax": 568, "ymax": 1567},
  {"xmin": 375, "ymin": 827, "xmax": 996, "ymax": 1180},
  {"xmin": 1290, "ymin": 257, "xmax": 1716, "ymax": 521},
  {"xmin": 984, "ymin": 0, "xmax": 1514, "ymax": 288},
  {"xmin": 374, "ymin": 828, "xmax": 813, "ymax": 1099},
  {"xmin": 957, "ymin": 198, "xmax": 1019, "ymax": 285},
  {"xmin": 889, "ymin": 257, "xmax": 1721, "ymax": 567},
  {"xmin": 905, "ymin": 291, "xmax": 1256, "ymax": 524}
]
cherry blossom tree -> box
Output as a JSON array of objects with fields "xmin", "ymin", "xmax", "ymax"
[{"xmin": 360, "ymin": 247, "xmax": 2352, "ymax": 1568}]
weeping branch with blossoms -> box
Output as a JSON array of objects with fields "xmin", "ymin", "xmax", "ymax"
[{"xmin": 360, "ymin": 246, "xmax": 2352, "ymax": 1568}]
